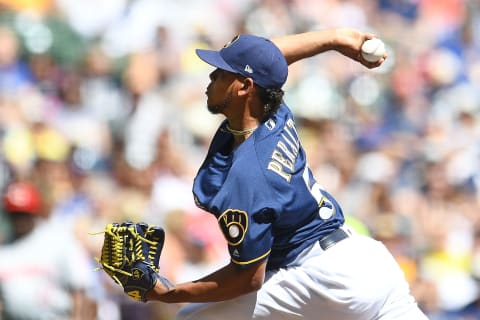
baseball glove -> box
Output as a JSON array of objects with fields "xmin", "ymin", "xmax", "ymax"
[{"xmin": 93, "ymin": 221, "xmax": 173, "ymax": 302}]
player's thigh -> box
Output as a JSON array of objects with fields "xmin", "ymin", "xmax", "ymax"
[
  {"xmin": 345, "ymin": 236, "xmax": 427, "ymax": 319},
  {"xmin": 254, "ymin": 236, "xmax": 422, "ymax": 320},
  {"xmin": 253, "ymin": 258, "xmax": 367, "ymax": 320}
]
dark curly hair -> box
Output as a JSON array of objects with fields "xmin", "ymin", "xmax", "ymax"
[{"xmin": 256, "ymin": 86, "xmax": 285, "ymax": 118}]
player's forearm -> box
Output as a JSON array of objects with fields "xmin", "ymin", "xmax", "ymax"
[
  {"xmin": 147, "ymin": 261, "xmax": 266, "ymax": 303},
  {"xmin": 272, "ymin": 29, "xmax": 339, "ymax": 65},
  {"xmin": 151, "ymin": 279, "xmax": 249, "ymax": 303},
  {"xmin": 272, "ymin": 28, "xmax": 378, "ymax": 66}
]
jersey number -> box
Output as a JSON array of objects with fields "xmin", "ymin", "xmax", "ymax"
[{"xmin": 302, "ymin": 166, "xmax": 335, "ymax": 220}]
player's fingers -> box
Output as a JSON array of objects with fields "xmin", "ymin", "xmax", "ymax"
[
  {"xmin": 363, "ymin": 33, "xmax": 377, "ymax": 41},
  {"xmin": 362, "ymin": 55, "xmax": 387, "ymax": 69}
]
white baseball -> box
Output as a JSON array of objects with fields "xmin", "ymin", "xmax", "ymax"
[{"xmin": 361, "ymin": 38, "xmax": 386, "ymax": 63}]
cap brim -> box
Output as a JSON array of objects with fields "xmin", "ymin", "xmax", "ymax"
[{"xmin": 195, "ymin": 49, "xmax": 237, "ymax": 74}]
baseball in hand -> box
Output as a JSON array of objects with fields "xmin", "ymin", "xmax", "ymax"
[{"xmin": 361, "ymin": 38, "xmax": 386, "ymax": 62}]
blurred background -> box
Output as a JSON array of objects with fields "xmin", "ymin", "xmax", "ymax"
[{"xmin": 0, "ymin": 0, "xmax": 479, "ymax": 319}]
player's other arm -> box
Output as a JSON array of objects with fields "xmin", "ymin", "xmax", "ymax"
[
  {"xmin": 146, "ymin": 260, "xmax": 267, "ymax": 303},
  {"xmin": 272, "ymin": 28, "xmax": 386, "ymax": 68}
]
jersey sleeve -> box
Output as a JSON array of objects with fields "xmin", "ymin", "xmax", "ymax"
[
  {"xmin": 218, "ymin": 207, "xmax": 276, "ymax": 268},
  {"xmin": 217, "ymin": 157, "xmax": 279, "ymax": 268}
]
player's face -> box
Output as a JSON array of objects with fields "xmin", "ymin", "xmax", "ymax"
[{"xmin": 206, "ymin": 68, "xmax": 239, "ymax": 115}]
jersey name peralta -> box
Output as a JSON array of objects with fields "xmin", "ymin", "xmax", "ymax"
[{"xmin": 193, "ymin": 103, "xmax": 344, "ymax": 270}]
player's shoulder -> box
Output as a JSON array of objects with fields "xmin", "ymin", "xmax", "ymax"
[
  {"xmin": 254, "ymin": 104, "xmax": 302, "ymax": 175},
  {"xmin": 254, "ymin": 103, "xmax": 292, "ymax": 142}
]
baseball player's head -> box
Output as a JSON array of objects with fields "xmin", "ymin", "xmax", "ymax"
[
  {"xmin": 196, "ymin": 34, "xmax": 288, "ymax": 90},
  {"xmin": 3, "ymin": 181, "xmax": 43, "ymax": 240},
  {"xmin": 196, "ymin": 34, "xmax": 287, "ymax": 116}
]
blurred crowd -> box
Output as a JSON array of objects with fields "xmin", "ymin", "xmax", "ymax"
[{"xmin": 0, "ymin": 0, "xmax": 479, "ymax": 319}]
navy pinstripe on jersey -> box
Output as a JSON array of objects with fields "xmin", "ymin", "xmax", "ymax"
[{"xmin": 192, "ymin": 103, "xmax": 344, "ymax": 270}]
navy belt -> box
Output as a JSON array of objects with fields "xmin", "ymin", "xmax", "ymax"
[{"xmin": 319, "ymin": 228, "xmax": 350, "ymax": 250}]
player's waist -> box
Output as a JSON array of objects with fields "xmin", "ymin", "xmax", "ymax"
[
  {"xmin": 318, "ymin": 225, "xmax": 353, "ymax": 250},
  {"xmin": 285, "ymin": 225, "xmax": 355, "ymax": 267}
]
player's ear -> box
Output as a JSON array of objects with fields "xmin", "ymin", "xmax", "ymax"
[{"xmin": 237, "ymin": 77, "xmax": 255, "ymax": 97}]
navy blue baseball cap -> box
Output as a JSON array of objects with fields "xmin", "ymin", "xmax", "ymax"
[{"xmin": 196, "ymin": 34, "xmax": 288, "ymax": 90}]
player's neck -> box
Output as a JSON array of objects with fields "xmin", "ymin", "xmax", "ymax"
[
  {"xmin": 225, "ymin": 98, "xmax": 264, "ymax": 148},
  {"xmin": 226, "ymin": 123, "xmax": 258, "ymax": 136},
  {"xmin": 231, "ymin": 134, "xmax": 250, "ymax": 149},
  {"xmin": 227, "ymin": 117, "xmax": 258, "ymax": 148},
  {"xmin": 226, "ymin": 113, "xmax": 258, "ymax": 130}
]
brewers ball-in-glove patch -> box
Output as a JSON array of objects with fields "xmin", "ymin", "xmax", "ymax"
[{"xmin": 92, "ymin": 221, "xmax": 173, "ymax": 302}]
